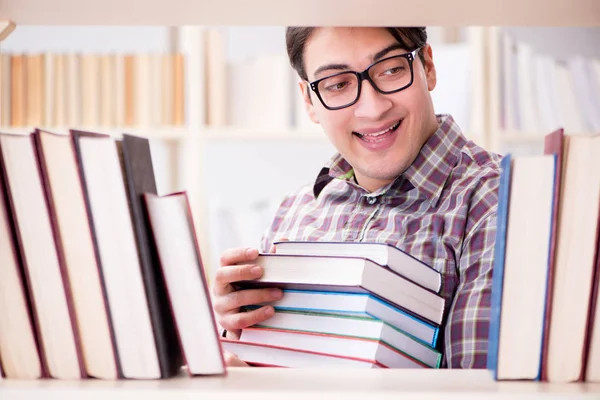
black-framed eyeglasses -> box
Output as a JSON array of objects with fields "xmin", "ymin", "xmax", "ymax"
[{"xmin": 308, "ymin": 48, "xmax": 421, "ymax": 111}]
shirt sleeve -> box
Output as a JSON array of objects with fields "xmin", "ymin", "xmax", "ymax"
[{"xmin": 443, "ymin": 204, "xmax": 498, "ymax": 368}]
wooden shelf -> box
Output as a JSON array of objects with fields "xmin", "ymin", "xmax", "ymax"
[
  {"xmin": 203, "ymin": 127, "xmax": 326, "ymax": 141},
  {"xmin": 0, "ymin": 126, "xmax": 189, "ymax": 140},
  {"xmin": 1, "ymin": 0, "xmax": 599, "ymax": 26},
  {"xmin": 1, "ymin": 368, "xmax": 599, "ymax": 400}
]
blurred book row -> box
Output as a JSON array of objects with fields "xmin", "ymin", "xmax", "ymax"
[
  {"xmin": 0, "ymin": 52, "xmax": 186, "ymax": 128},
  {"xmin": 499, "ymin": 32, "xmax": 600, "ymax": 135}
]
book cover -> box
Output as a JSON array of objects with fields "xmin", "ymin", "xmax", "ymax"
[
  {"xmin": 487, "ymin": 154, "xmax": 512, "ymax": 377},
  {"xmin": 120, "ymin": 134, "xmax": 182, "ymax": 377}
]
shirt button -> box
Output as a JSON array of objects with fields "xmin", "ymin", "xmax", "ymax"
[{"xmin": 366, "ymin": 196, "xmax": 377, "ymax": 205}]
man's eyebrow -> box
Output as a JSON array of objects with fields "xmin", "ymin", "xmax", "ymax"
[
  {"xmin": 373, "ymin": 43, "xmax": 409, "ymax": 62},
  {"xmin": 311, "ymin": 43, "xmax": 409, "ymax": 80},
  {"xmin": 313, "ymin": 63, "xmax": 350, "ymax": 79}
]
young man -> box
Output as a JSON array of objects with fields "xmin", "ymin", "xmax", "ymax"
[{"xmin": 212, "ymin": 27, "xmax": 501, "ymax": 368}]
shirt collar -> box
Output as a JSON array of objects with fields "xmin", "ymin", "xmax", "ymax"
[{"xmin": 313, "ymin": 114, "xmax": 466, "ymax": 208}]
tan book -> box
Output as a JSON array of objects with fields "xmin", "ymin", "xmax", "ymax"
[
  {"xmin": 53, "ymin": 54, "xmax": 68, "ymax": 127},
  {"xmin": 10, "ymin": 54, "xmax": 25, "ymax": 127},
  {"xmin": 81, "ymin": 54, "xmax": 100, "ymax": 127},
  {"xmin": 545, "ymin": 134, "xmax": 600, "ymax": 382},
  {"xmin": 135, "ymin": 54, "xmax": 151, "ymax": 127},
  {"xmin": 0, "ymin": 133, "xmax": 84, "ymax": 379},
  {"xmin": 150, "ymin": 53, "xmax": 162, "ymax": 126},
  {"xmin": 34, "ymin": 129, "xmax": 119, "ymax": 379},
  {"xmin": 99, "ymin": 54, "xmax": 114, "ymax": 127},
  {"xmin": 26, "ymin": 54, "xmax": 44, "ymax": 127},
  {"xmin": 114, "ymin": 54, "xmax": 125, "ymax": 126},
  {"xmin": 205, "ymin": 29, "xmax": 226, "ymax": 127},
  {"xmin": 0, "ymin": 53, "xmax": 11, "ymax": 127},
  {"xmin": 172, "ymin": 53, "xmax": 184, "ymax": 126},
  {"xmin": 0, "ymin": 150, "xmax": 43, "ymax": 379},
  {"xmin": 65, "ymin": 53, "xmax": 82, "ymax": 127},
  {"xmin": 124, "ymin": 54, "xmax": 135, "ymax": 126},
  {"xmin": 43, "ymin": 53, "xmax": 55, "ymax": 127},
  {"xmin": 160, "ymin": 53, "xmax": 173, "ymax": 126}
]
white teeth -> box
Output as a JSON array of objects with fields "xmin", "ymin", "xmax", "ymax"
[{"xmin": 360, "ymin": 121, "xmax": 400, "ymax": 137}]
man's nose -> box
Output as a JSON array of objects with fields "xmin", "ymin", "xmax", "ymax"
[{"xmin": 353, "ymin": 80, "xmax": 393, "ymax": 119}]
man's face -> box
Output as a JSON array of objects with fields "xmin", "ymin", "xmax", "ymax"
[{"xmin": 302, "ymin": 27, "xmax": 439, "ymax": 192}]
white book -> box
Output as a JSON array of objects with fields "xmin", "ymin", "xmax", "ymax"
[
  {"xmin": 545, "ymin": 134, "xmax": 600, "ymax": 383},
  {"xmin": 247, "ymin": 311, "xmax": 440, "ymax": 368},
  {"xmin": 36, "ymin": 129, "xmax": 118, "ymax": 379},
  {"xmin": 222, "ymin": 339, "xmax": 381, "ymax": 368},
  {"xmin": 260, "ymin": 290, "xmax": 439, "ymax": 347},
  {"xmin": 0, "ymin": 159, "xmax": 42, "ymax": 379},
  {"xmin": 241, "ymin": 254, "xmax": 445, "ymax": 325},
  {"xmin": 274, "ymin": 241, "xmax": 441, "ymax": 293},
  {"xmin": 0, "ymin": 133, "xmax": 82, "ymax": 379},
  {"xmin": 144, "ymin": 192, "xmax": 225, "ymax": 376},
  {"xmin": 241, "ymin": 327, "xmax": 429, "ymax": 368},
  {"xmin": 72, "ymin": 131, "xmax": 160, "ymax": 379}
]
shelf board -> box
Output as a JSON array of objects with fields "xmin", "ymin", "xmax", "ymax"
[
  {"xmin": 203, "ymin": 126, "xmax": 326, "ymax": 141},
  {"xmin": 2, "ymin": 0, "xmax": 599, "ymax": 26},
  {"xmin": 0, "ymin": 126, "xmax": 189, "ymax": 140},
  {"xmin": 1, "ymin": 368, "xmax": 599, "ymax": 400}
]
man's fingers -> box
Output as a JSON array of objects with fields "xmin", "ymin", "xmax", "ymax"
[
  {"xmin": 214, "ymin": 288, "xmax": 283, "ymax": 314},
  {"xmin": 219, "ymin": 247, "xmax": 259, "ymax": 267},
  {"xmin": 223, "ymin": 350, "xmax": 249, "ymax": 367},
  {"xmin": 213, "ymin": 264, "xmax": 263, "ymax": 296},
  {"xmin": 218, "ymin": 306, "xmax": 276, "ymax": 332},
  {"xmin": 270, "ymin": 238, "xmax": 289, "ymax": 253}
]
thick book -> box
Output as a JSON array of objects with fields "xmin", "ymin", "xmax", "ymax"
[
  {"xmin": 71, "ymin": 129, "xmax": 161, "ymax": 379},
  {"xmin": 34, "ymin": 129, "xmax": 118, "ymax": 379},
  {"xmin": 0, "ymin": 132, "xmax": 84, "ymax": 379},
  {"xmin": 0, "ymin": 155, "xmax": 43, "ymax": 379},
  {"xmin": 540, "ymin": 128, "xmax": 564, "ymax": 381},
  {"xmin": 221, "ymin": 339, "xmax": 382, "ymax": 368},
  {"xmin": 241, "ymin": 327, "xmax": 430, "ymax": 368},
  {"xmin": 144, "ymin": 192, "xmax": 226, "ymax": 376},
  {"xmin": 487, "ymin": 155, "xmax": 512, "ymax": 376},
  {"xmin": 259, "ymin": 289, "xmax": 439, "ymax": 347},
  {"xmin": 249, "ymin": 310, "xmax": 441, "ymax": 368},
  {"xmin": 120, "ymin": 134, "xmax": 182, "ymax": 378},
  {"xmin": 584, "ymin": 204, "xmax": 600, "ymax": 382},
  {"xmin": 543, "ymin": 133, "xmax": 600, "ymax": 383},
  {"xmin": 274, "ymin": 241, "xmax": 441, "ymax": 293},
  {"xmin": 488, "ymin": 154, "xmax": 557, "ymax": 380},
  {"xmin": 237, "ymin": 254, "xmax": 445, "ymax": 325}
]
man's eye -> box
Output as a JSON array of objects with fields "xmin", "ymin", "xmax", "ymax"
[
  {"xmin": 324, "ymin": 81, "xmax": 350, "ymax": 92},
  {"xmin": 383, "ymin": 67, "xmax": 405, "ymax": 76}
]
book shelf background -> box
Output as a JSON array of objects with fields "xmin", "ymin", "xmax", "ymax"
[{"xmin": 1, "ymin": 25, "xmax": 600, "ymax": 281}]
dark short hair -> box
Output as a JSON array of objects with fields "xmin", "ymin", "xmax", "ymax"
[{"xmin": 286, "ymin": 27, "xmax": 428, "ymax": 81}]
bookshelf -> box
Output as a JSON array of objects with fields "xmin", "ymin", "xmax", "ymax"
[
  {"xmin": 1, "ymin": 1, "xmax": 599, "ymax": 396},
  {"xmin": 2, "ymin": 368, "xmax": 600, "ymax": 399}
]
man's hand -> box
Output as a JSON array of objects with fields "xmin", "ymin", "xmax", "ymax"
[
  {"xmin": 224, "ymin": 350, "xmax": 250, "ymax": 367},
  {"xmin": 212, "ymin": 247, "xmax": 283, "ymax": 340}
]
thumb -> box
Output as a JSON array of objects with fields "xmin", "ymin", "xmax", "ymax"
[
  {"xmin": 224, "ymin": 350, "xmax": 250, "ymax": 367},
  {"xmin": 269, "ymin": 237, "xmax": 289, "ymax": 253}
]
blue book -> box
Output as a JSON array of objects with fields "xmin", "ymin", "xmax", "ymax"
[
  {"xmin": 253, "ymin": 289, "xmax": 440, "ymax": 348},
  {"xmin": 487, "ymin": 154, "xmax": 512, "ymax": 377}
]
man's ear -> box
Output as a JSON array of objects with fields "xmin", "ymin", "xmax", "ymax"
[
  {"xmin": 421, "ymin": 44, "xmax": 437, "ymax": 92},
  {"xmin": 299, "ymin": 81, "xmax": 320, "ymax": 124}
]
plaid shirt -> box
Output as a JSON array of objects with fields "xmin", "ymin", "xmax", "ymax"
[{"xmin": 260, "ymin": 114, "xmax": 502, "ymax": 368}]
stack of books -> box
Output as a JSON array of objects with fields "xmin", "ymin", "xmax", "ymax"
[
  {"xmin": 0, "ymin": 128, "xmax": 225, "ymax": 380},
  {"xmin": 487, "ymin": 129, "xmax": 600, "ymax": 383},
  {"xmin": 222, "ymin": 241, "xmax": 446, "ymax": 369}
]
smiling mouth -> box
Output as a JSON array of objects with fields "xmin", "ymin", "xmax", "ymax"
[{"xmin": 353, "ymin": 120, "xmax": 402, "ymax": 141}]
